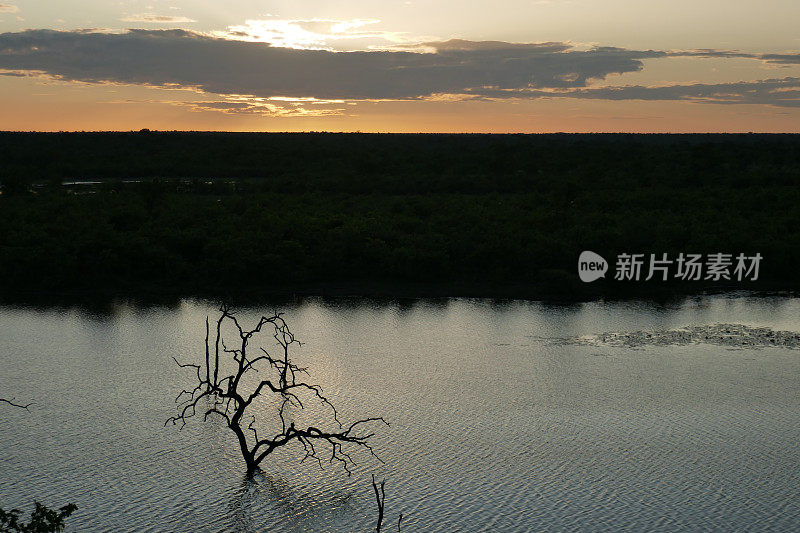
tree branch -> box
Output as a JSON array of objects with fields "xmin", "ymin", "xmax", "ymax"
[{"xmin": 0, "ymin": 397, "xmax": 32, "ymax": 410}]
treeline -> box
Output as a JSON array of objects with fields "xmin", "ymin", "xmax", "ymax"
[
  {"xmin": 0, "ymin": 133, "xmax": 799, "ymax": 300},
  {"xmin": 3, "ymin": 132, "xmax": 800, "ymax": 192}
]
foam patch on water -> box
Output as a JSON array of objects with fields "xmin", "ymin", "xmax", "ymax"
[{"xmin": 556, "ymin": 324, "xmax": 800, "ymax": 350}]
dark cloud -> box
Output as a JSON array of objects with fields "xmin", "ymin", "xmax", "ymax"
[
  {"xmin": 0, "ymin": 29, "xmax": 798, "ymax": 108},
  {"xmin": 760, "ymin": 54, "xmax": 800, "ymax": 66},
  {"xmin": 419, "ymin": 39, "xmax": 571, "ymax": 52},
  {"xmin": 666, "ymin": 49, "xmax": 800, "ymax": 66},
  {"xmin": 576, "ymin": 78, "xmax": 800, "ymax": 107},
  {"xmin": 0, "ymin": 29, "xmax": 655, "ymax": 99},
  {"xmin": 476, "ymin": 78, "xmax": 800, "ymax": 107}
]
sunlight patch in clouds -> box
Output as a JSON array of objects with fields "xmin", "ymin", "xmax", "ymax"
[
  {"xmin": 173, "ymin": 99, "xmax": 346, "ymax": 117},
  {"xmin": 214, "ymin": 18, "xmax": 413, "ymax": 51},
  {"xmin": 121, "ymin": 14, "xmax": 197, "ymax": 24},
  {"xmin": 108, "ymin": 93, "xmax": 348, "ymax": 118}
]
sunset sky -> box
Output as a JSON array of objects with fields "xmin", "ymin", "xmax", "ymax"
[{"xmin": 1, "ymin": 0, "xmax": 799, "ymax": 132}]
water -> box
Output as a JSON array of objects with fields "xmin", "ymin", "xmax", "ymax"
[{"xmin": 1, "ymin": 295, "xmax": 799, "ymax": 532}]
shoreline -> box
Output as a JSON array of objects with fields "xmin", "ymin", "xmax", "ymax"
[{"xmin": 1, "ymin": 280, "xmax": 797, "ymax": 308}]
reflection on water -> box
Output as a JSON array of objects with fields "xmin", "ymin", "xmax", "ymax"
[{"xmin": 1, "ymin": 295, "xmax": 799, "ymax": 531}]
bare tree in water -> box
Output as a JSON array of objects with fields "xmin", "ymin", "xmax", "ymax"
[{"xmin": 166, "ymin": 305, "xmax": 387, "ymax": 475}]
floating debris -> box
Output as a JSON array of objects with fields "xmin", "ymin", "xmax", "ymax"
[{"xmin": 556, "ymin": 324, "xmax": 800, "ymax": 350}]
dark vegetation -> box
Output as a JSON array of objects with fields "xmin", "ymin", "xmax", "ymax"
[
  {"xmin": 1, "ymin": 132, "xmax": 799, "ymax": 300},
  {"xmin": 0, "ymin": 503, "xmax": 76, "ymax": 533}
]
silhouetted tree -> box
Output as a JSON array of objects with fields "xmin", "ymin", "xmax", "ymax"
[{"xmin": 166, "ymin": 305, "xmax": 387, "ymax": 475}]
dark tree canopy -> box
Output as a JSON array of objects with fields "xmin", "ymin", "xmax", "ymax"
[{"xmin": 2, "ymin": 133, "xmax": 800, "ymax": 301}]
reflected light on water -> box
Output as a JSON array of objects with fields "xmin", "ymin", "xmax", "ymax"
[{"xmin": 1, "ymin": 294, "xmax": 799, "ymax": 531}]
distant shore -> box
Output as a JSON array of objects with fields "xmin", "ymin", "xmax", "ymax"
[{"xmin": 1, "ymin": 132, "xmax": 798, "ymax": 305}]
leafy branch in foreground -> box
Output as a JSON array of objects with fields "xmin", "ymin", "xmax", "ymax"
[
  {"xmin": 166, "ymin": 305, "xmax": 387, "ymax": 475},
  {"xmin": 0, "ymin": 502, "xmax": 77, "ymax": 533},
  {"xmin": 1, "ymin": 400, "xmax": 76, "ymax": 532}
]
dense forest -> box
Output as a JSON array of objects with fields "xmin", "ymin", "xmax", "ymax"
[{"xmin": 1, "ymin": 132, "xmax": 798, "ymax": 301}]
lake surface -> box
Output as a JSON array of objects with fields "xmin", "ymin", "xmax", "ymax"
[{"xmin": 1, "ymin": 295, "xmax": 799, "ymax": 532}]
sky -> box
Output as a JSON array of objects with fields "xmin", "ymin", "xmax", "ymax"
[{"xmin": 1, "ymin": 0, "xmax": 799, "ymax": 132}]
